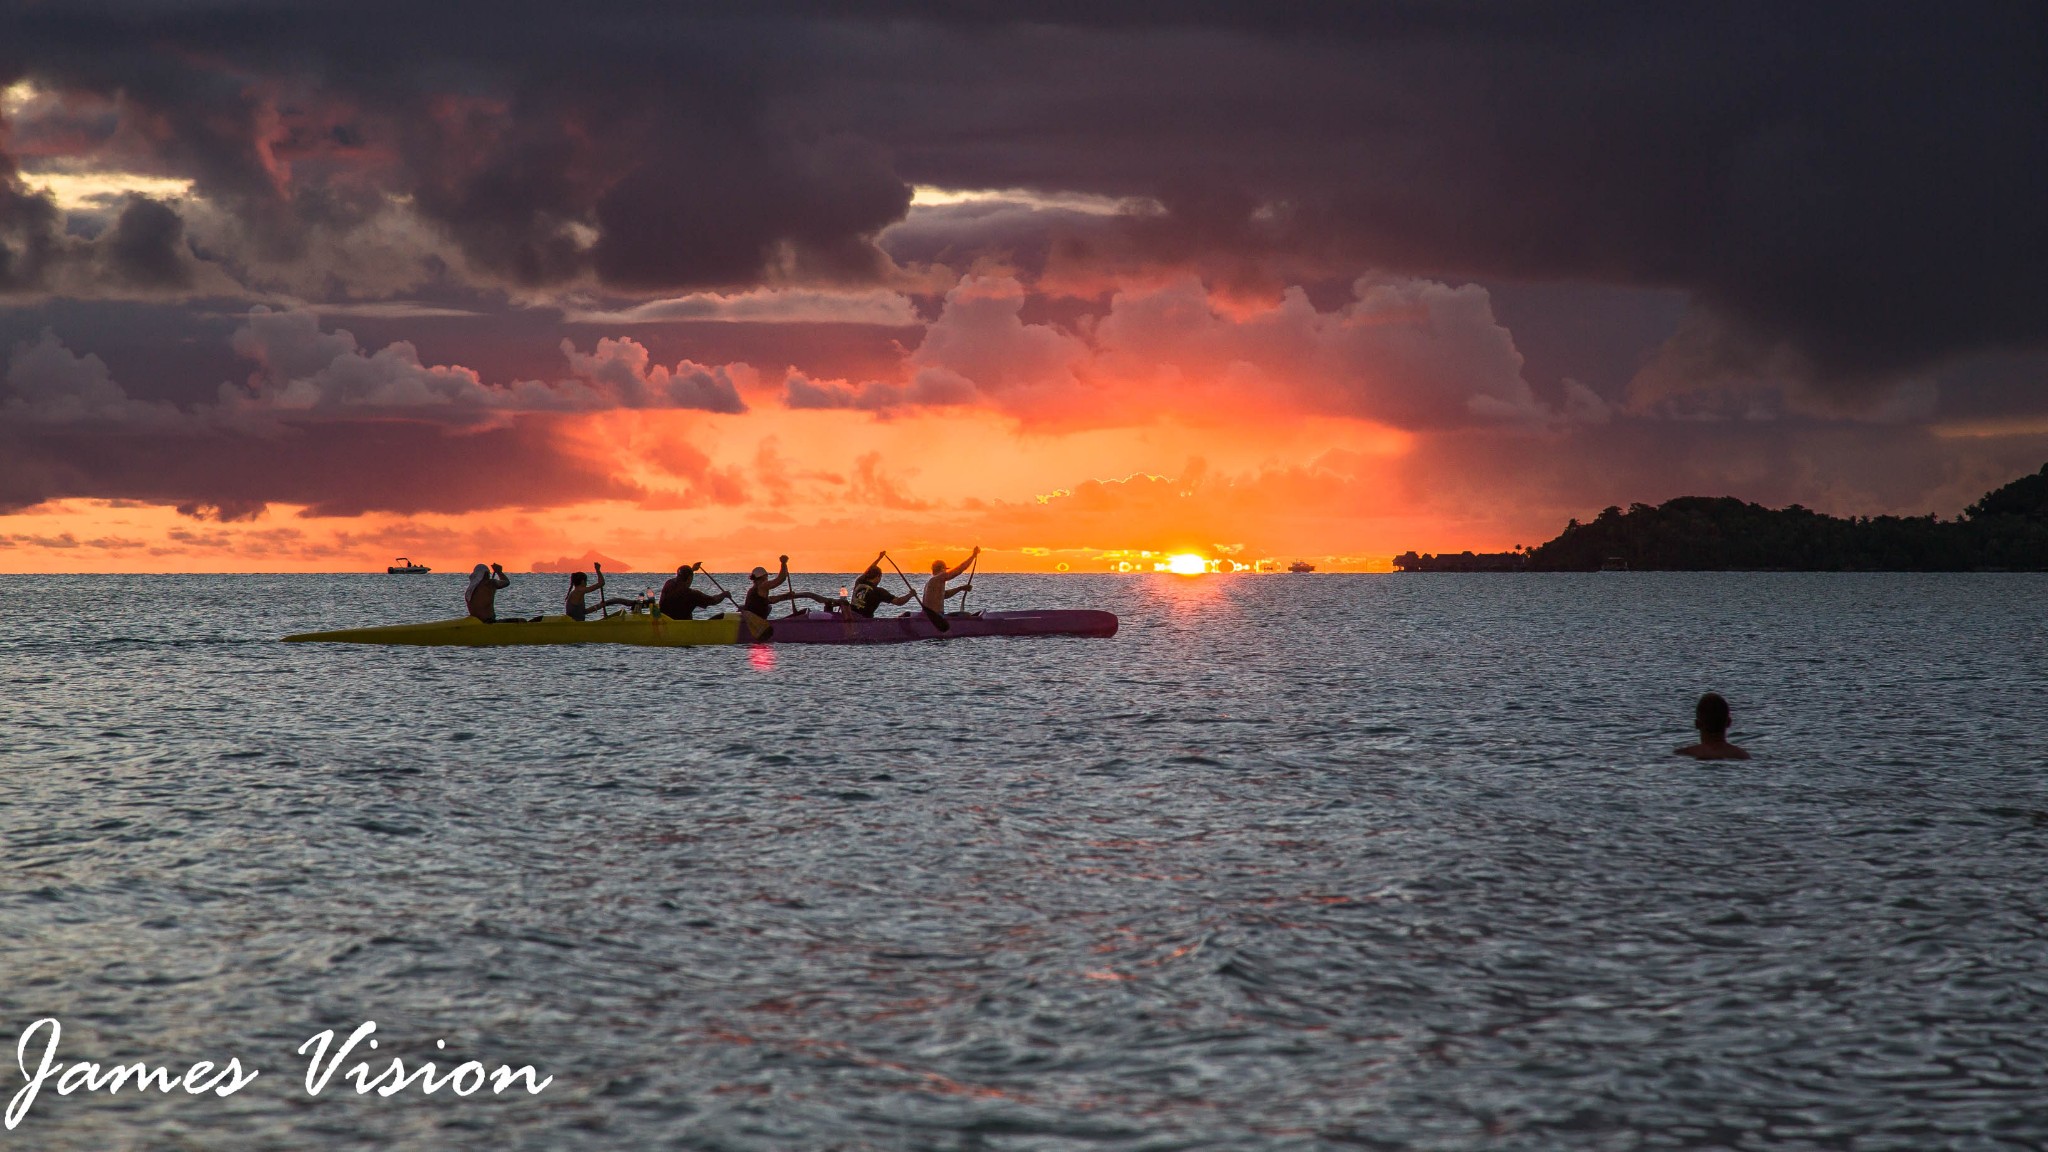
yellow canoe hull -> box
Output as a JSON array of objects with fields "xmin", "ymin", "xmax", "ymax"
[{"xmin": 283, "ymin": 613, "xmax": 743, "ymax": 647}]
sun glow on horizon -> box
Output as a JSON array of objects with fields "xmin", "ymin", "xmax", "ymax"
[{"xmin": 1165, "ymin": 553, "xmax": 1208, "ymax": 575}]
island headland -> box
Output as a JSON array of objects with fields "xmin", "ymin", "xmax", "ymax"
[{"xmin": 1396, "ymin": 462, "xmax": 2048, "ymax": 572}]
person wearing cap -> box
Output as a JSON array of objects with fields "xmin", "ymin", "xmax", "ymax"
[
  {"xmin": 742, "ymin": 556, "xmax": 802, "ymax": 619},
  {"xmin": 465, "ymin": 562, "xmax": 511, "ymax": 622},
  {"xmin": 737, "ymin": 556, "xmax": 840, "ymax": 637},
  {"xmin": 657, "ymin": 563, "xmax": 727, "ymax": 620}
]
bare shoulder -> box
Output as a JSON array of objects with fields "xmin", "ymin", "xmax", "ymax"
[{"xmin": 1675, "ymin": 742, "xmax": 1750, "ymax": 761}]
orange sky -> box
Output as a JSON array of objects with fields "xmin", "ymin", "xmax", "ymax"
[
  {"xmin": 0, "ymin": 405, "xmax": 1443, "ymax": 573},
  {"xmin": 7, "ymin": 13, "xmax": 2048, "ymax": 577},
  {"xmin": 8, "ymin": 269, "xmax": 2042, "ymax": 575}
]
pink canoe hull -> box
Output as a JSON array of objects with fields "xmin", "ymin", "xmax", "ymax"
[{"xmin": 757, "ymin": 609, "xmax": 1117, "ymax": 644}]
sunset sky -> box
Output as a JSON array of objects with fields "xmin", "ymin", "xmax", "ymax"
[{"xmin": 4, "ymin": 3, "xmax": 2046, "ymax": 572}]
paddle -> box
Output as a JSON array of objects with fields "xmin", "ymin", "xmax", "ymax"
[
  {"xmin": 960, "ymin": 546, "xmax": 981, "ymax": 615},
  {"xmin": 694, "ymin": 563, "xmax": 737, "ymax": 610},
  {"xmin": 883, "ymin": 550, "xmax": 951, "ymax": 633},
  {"xmin": 697, "ymin": 563, "xmax": 771, "ymax": 642},
  {"xmin": 779, "ymin": 554, "xmax": 800, "ymax": 615},
  {"xmin": 593, "ymin": 562, "xmax": 609, "ymax": 620}
]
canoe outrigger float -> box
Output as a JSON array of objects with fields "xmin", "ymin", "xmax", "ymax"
[{"xmin": 283, "ymin": 608, "xmax": 1116, "ymax": 647}]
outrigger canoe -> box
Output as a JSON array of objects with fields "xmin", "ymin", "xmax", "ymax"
[
  {"xmin": 283, "ymin": 612, "xmax": 742, "ymax": 647},
  {"xmin": 283, "ymin": 608, "xmax": 1117, "ymax": 647},
  {"xmin": 762, "ymin": 609, "xmax": 1117, "ymax": 644}
]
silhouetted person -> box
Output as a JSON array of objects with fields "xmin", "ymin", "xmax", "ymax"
[
  {"xmin": 466, "ymin": 563, "xmax": 510, "ymax": 622},
  {"xmin": 922, "ymin": 546, "xmax": 979, "ymax": 615},
  {"xmin": 1676, "ymin": 692, "xmax": 1750, "ymax": 760},
  {"xmin": 658, "ymin": 564, "xmax": 727, "ymax": 620},
  {"xmin": 848, "ymin": 564, "xmax": 911, "ymax": 617},
  {"xmin": 565, "ymin": 568, "xmax": 640, "ymax": 621}
]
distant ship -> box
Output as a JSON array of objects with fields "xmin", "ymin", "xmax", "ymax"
[
  {"xmin": 386, "ymin": 557, "xmax": 430, "ymax": 574},
  {"xmin": 1287, "ymin": 560, "xmax": 1316, "ymax": 573}
]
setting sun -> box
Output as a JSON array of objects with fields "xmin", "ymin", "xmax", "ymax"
[{"xmin": 1165, "ymin": 553, "xmax": 1208, "ymax": 575}]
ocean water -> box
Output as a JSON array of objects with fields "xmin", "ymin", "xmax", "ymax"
[{"xmin": 1, "ymin": 572, "xmax": 2044, "ymax": 1151}]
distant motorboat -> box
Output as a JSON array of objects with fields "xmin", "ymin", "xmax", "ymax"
[
  {"xmin": 386, "ymin": 557, "xmax": 430, "ymax": 574},
  {"xmin": 1288, "ymin": 560, "xmax": 1316, "ymax": 573}
]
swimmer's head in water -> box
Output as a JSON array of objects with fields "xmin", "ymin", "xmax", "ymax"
[{"xmin": 1696, "ymin": 692, "xmax": 1732, "ymax": 737}]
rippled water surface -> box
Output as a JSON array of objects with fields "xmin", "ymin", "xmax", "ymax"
[{"xmin": 3, "ymin": 572, "xmax": 2046, "ymax": 1150}]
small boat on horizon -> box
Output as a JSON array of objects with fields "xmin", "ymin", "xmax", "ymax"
[
  {"xmin": 1288, "ymin": 560, "xmax": 1316, "ymax": 573},
  {"xmin": 386, "ymin": 557, "xmax": 430, "ymax": 574}
]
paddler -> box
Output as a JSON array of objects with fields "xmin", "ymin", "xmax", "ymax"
[
  {"xmin": 922, "ymin": 546, "xmax": 979, "ymax": 616},
  {"xmin": 742, "ymin": 556, "xmax": 807, "ymax": 619},
  {"xmin": 737, "ymin": 556, "xmax": 835, "ymax": 640},
  {"xmin": 657, "ymin": 563, "xmax": 728, "ymax": 620},
  {"xmin": 465, "ymin": 562, "xmax": 511, "ymax": 622},
  {"xmin": 564, "ymin": 567, "xmax": 642, "ymax": 621},
  {"xmin": 846, "ymin": 553, "xmax": 912, "ymax": 618}
]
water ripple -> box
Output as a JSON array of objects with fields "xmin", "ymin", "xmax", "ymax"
[{"xmin": 1, "ymin": 572, "xmax": 2045, "ymax": 1149}]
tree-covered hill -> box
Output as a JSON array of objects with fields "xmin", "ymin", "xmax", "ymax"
[{"xmin": 1524, "ymin": 463, "xmax": 2048, "ymax": 571}]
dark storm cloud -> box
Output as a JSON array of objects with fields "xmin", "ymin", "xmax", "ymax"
[
  {"xmin": 104, "ymin": 196, "xmax": 194, "ymax": 288},
  {"xmin": 0, "ymin": 163, "xmax": 60, "ymax": 292},
  {"xmin": 0, "ymin": 416, "xmax": 640, "ymax": 517},
  {"xmin": 4, "ymin": 0, "xmax": 2045, "ymax": 384}
]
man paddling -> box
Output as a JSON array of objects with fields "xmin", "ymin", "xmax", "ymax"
[
  {"xmin": 923, "ymin": 546, "xmax": 979, "ymax": 617},
  {"xmin": 657, "ymin": 564, "xmax": 727, "ymax": 620},
  {"xmin": 465, "ymin": 563, "xmax": 510, "ymax": 622},
  {"xmin": 846, "ymin": 554, "xmax": 913, "ymax": 618}
]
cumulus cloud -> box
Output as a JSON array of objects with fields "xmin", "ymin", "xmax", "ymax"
[
  {"xmin": 911, "ymin": 275, "xmax": 1089, "ymax": 399},
  {"xmin": 773, "ymin": 272, "xmax": 1613, "ymax": 429},
  {"xmin": 781, "ymin": 368, "xmax": 976, "ymax": 414},
  {"xmin": 800, "ymin": 272, "xmax": 1588, "ymax": 430},
  {"xmin": 0, "ymin": 1, "xmax": 2041, "ymax": 405},
  {"xmin": 3, "ymin": 328, "xmax": 184, "ymax": 425},
  {"xmin": 568, "ymin": 287, "xmax": 920, "ymax": 327},
  {"xmin": 1092, "ymin": 274, "xmax": 1550, "ymax": 428},
  {"xmin": 556, "ymin": 336, "xmax": 747, "ymax": 414},
  {"xmin": 225, "ymin": 309, "xmax": 749, "ymax": 416}
]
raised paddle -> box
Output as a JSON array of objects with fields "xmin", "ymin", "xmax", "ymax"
[
  {"xmin": 779, "ymin": 554, "xmax": 800, "ymax": 615},
  {"xmin": 593, "ymin": 561, "xmax": 609, "ymax": 620},
  {"xmin": 960, "ymin": 546, "xmax": 981, "ymax": 615},
  {"xmin": 883, "ymin": 550, "xmax": 950, "ymax": 633}
]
